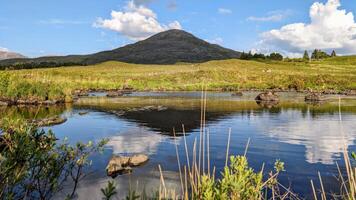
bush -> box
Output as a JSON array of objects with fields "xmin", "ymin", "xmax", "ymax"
[{"xmin": 0, "ymin": 119, "xmax": 107, "ymax": 199}]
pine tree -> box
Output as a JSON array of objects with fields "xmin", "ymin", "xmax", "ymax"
[
  {"xmin": 311, "ymin": 49, "xmax": 318, "ymax": 60},
  {"xmin": 303, "ymin": 50, "xmax": 309, "ymax": 60},
  {"xmin": 331, "ymin": 50, "xmax": 337, "ymax": 57}
]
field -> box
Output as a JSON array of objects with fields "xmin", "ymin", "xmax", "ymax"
[{"xmin": 1, "ymin": 56, "xmax": 356, "ymax": 101}]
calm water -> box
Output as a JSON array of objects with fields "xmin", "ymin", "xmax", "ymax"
[{"xmin": 2, "ymin": 92, "xmax": 356, "ymax": 199}]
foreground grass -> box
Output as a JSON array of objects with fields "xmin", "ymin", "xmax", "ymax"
[{"xmin": 1, "ymin": 56, "xmax": 356, "ymax": 101}]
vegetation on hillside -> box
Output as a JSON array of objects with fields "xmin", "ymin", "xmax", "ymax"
[
  {"xmin": 0, "ymin": 55, "xmax": 355, "ymax": 102},
  {"xmin": 0, "ymin": 30, "xmax": 241, "ymax": 69}
]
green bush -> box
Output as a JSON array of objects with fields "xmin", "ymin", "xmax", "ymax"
[{"xmin": 0, "ymin": 119, "xmax": 107, "ymax": 199}]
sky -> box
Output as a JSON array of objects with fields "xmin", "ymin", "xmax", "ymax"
[{"xmin": 0, "ymin": 0, "xmax": 356, "ymax": 57}]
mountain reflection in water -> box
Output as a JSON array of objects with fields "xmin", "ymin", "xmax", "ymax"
[{"xmin": 1, "ymin": 92, "xmax": 356, "ymax": 198}]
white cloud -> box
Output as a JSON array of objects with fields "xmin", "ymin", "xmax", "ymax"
[
  {"xmin": 247, "ymin": 10, "xmax": 291, "ymax": 22},
  {"xmin": 94, "ymin": 1, "xmax": 182, "ymax": 41},
  {"xmin": 218, "ymin": 8, "xmax": 232, "ymax": 15},
  {"xmin": 260, "ymin": 0, "xmax": 356, "ymax": 55},
  {"xmin": 259, "ymin": 109, "xmax": 356, "ymax": 165},
  {"xmin": 0, "ymin": 47, "xmax": 9, "ymax": 52}
]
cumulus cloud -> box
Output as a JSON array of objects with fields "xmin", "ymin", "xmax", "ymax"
[
  {"xmin": 218, "ymin": 8, "xmax": 232, "ymax": 15},
  {"xmin": 260, "ymin": 0, "xmax": 356, "ymax": 55},
  {"xmin": 247, "ymin": 10, "xmax": 291, "ymax": 22},
  {"xmin": 93, "ymin": 1, "xmax": 182, "ymax": 41}
]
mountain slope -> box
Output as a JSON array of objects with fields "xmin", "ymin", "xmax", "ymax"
[
  {"xmin": 85, "ymin": 29, "xmax": 241, "ymax": 64},
  {"xmin": 0, "ymin": 50, "xmax": 26, "ymax": 60},
  {"xmin": 0, "ymin": 30, "xmax": 241, "ymax": 69}
]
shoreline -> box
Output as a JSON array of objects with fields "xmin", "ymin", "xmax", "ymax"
[{"xmin": 1, "ymin": 88, "xmax": 356, "ymax": 106}]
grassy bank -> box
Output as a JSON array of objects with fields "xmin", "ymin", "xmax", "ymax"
[{"xmin": 1, "ymin": 56, "xmax": 356, "ymax": 101}]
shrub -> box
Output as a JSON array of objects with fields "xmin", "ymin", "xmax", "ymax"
[{"xmin": 0, "ymin": 119, "xmax": 107, "ymax": 199}]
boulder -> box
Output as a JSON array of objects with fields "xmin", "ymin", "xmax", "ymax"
[
  {"xmin": 129, "ymin": 154, "xmax": 149, "ymax": 166},
  {"xmin": 106, "ymin": 156, "xmax": 131, "ymax": 177},
  {"xmin": 305, "ymin": 93, "xmax": 326, "ymax": 102},
  {"xmin": 255, "ymin": 92, "xmax": 279, "ymax": 102},
  {"xmin": 106, "ymin": 154, "xmax": 149, "ymax": 177}
]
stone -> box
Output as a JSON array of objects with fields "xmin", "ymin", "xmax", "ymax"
[
  {"xmin": 106, "ymin": 91, "xmax": 124, "ymax": 98},
  {"xmin": 106, "ymin": 156, "xmax": 131, "ymax": 177},
  {"xmin": 0, "ymin": 101, "xmax": 8, "ymax": 106},
  {"xmin": 106, "ymin": 154, "xmax": 149, "ymax": 177},
  {"xmin": 305, "ymin": 93, "xmax": 326, "ymax": 102},
  {"xmin": 255, "ymin": 92, "xmax": 279, "ymax": 102},
  {"xmin": 129, "ymin": 154, "xmax": 149, "ymax": 166},
  {"xmin": 231, "ymin": 92, "xmax": 243, "ymax": 96},
  {"xmin": 78, "ymin": 111, "xmax": 89, "ymax": 116},
  {"xmin": 32, "ymin": 117, "xmax": 67, "ymax": 127}
]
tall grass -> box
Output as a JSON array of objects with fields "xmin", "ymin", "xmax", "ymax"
[
  {"xmin": 154, "ymin": 89, "xmax": 297, "ymax": 200},
  {"xmin": 1, "ymin": 57, "xmax": 355, "ymax": 102},
  {"xmin": 311, "ymin": 97, "xmax": 356, "ymax": 200},
  {"xmin": 108, "ymin": 90, "xmax": 355, "ymax": 200}
]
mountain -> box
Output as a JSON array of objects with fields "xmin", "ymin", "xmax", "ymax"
[
  {"xmin": 0, "ymin": 29, "xmax": 241, "ymax": 69},
  {"xmin": 0, "ymin": 50, "xmax": 26, "ymax": 61}
]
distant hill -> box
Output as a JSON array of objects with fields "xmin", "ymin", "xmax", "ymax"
[
  {"xmin": 0, "ymin": 50, "xmax": 26, "ymax": 61},
  {"xmin": 0, "ymin": 29, "xmax": 241, "ymax": 69}
]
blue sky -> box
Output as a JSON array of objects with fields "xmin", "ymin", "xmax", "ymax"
[{"xmin": 1, "ymin": 0, "xmax": 356, "ymax": 57}]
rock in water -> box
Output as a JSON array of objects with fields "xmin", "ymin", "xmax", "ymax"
[
  {"xmin": 129, "ymin": 154, "xmax": 149, "ymax": 166},
  {"xmin": 31, "ymin": 117, "xmax": 67, "ymax": 127},
  {"xmin": 106, "ymin": 91, "xmax": 124, "ymax": 98},
  {"xmin": 305, "ymin": 93, "xmax": 326, "ymax": 102},
  {"xmin": 231, "ymin": 92, "xmax": 243, "ymax": 96},
  {"xmin": 255, "ymin": 92, "xmax": 279, "ymax": 102},
  {"xmin": 106, "ymin": 156, "xmax": 131, "ymax": 177},
  {"xmin": 106, "ymin": 154, "xmax": 149, "ymax": 177}
]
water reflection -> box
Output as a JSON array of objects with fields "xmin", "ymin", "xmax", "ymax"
[
  {"xmin": 1, "ymin": 92, "xmax": 356, "ymax": 198},
  {"xmin": 107, "ymin": 128, "xmax": 177, "ymax": 154},
  {"xmin": 260, "ymin": 109, "xmax": 356, "ymax": 164}
]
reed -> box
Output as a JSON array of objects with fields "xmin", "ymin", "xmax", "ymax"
[{"xmin": 154, "ymin": 87, "xmax": 295, "ymax": 200}]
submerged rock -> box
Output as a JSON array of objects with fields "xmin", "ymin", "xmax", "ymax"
[
  {"xmin": 305, "ymin": 93, "xmax": 326, "ymax": 102},
  {"xmin": 136, "ymin": 105, "xmax": 168, "ymax": 112},
  {"xmin": 106, "ymin": 91, "xmax": 124, "ymax": 98},
  {"xmin": 256, "ymin": 100, "xmax": 279, "ymax": 108},
  {"xmin": 129, "ymin": 154, "xmax": 149, "ymax": 166},
  {"xmin": 231, "ymin": 92, "xmax": 243, "ymax": 97},
  {"xmin": 78, "ymin": 111, "xmax": 89, "ymax": 116},
  {"xmin": 255, "ymin": 92, "xmax": 279, "ymax": 102},
  {"xmin": 106, "ymin": 154, "xmax": 149, "ymax": 177},
  {"xmin": 73, "ymin": 90, "xmax": 89, "ymax": 97},
  {"xmin": 31, "ymin": 117, "xmax": 67, "ymax": 127}
]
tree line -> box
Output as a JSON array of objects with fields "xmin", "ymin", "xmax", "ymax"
[{"xmin": 240, "ymin": 49, "xmax": 337, "ymax": 61}]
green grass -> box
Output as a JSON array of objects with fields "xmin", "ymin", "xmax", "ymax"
[{"xmin": 1, "ymin": 56, "xmax": 356, "ymax": 101}]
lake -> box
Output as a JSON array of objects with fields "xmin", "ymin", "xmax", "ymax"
[{"xmin": 2, "ymin": 91, "xmax": 356, "ymax": 199}]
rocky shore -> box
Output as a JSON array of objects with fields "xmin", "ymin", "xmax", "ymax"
[
  {"xmin": 0, "ymin": 88, "xmax": 355, "ymax": 107},
  {"xmin": 0, "ymin": 98, "xmax": 66, "ymax": 106}
]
